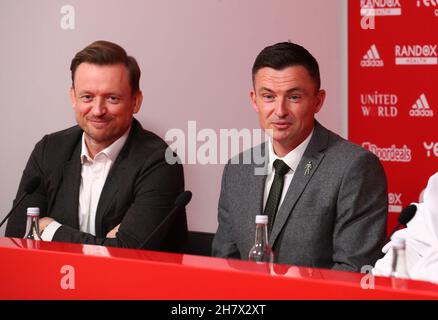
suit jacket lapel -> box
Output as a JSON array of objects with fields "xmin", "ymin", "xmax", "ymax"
[
  {"xmin": 248, "ymin": 143, "xmax": 269, "ymax": 224},
  {"xmin": 269, "ymin": 121, "xmax": 329, "ymax": 248},
  {"xmin": 94, "ymin": 161, "xmax": 126, "ymax": 237},
  {"xmin": 94, "ymin": 121, "xmax": 139, "ymax": 237}
]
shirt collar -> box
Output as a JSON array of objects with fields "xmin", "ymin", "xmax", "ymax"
[
  {"xmin": 268, "ymin": 129, "xmax": 314, "ymax": 173},
  {"xmin": 81, "ymin": 127, "xmax": 131, "ymax": 164}
]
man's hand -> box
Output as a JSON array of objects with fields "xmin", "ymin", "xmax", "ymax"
[
  {"xmin": 106, "ymin": 224, "xmax": 120, "ymax": 238},
  {"xmin": 39, "ymin": 217, "xmax": 54, "ymax": 233}
]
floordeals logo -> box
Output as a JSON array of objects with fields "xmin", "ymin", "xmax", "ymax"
[
  {"xmin": 395, "ymin": 44, "xmax": 438, "ymax": 65},
  {"xmin": 362, "ymin": 142, "xmax": 412, "ymax": 162},
  {"xmin": 361, "ymin": 44, "xmax": 384, "ymax": 67},
  {"xmin": 360, "ymin": 0, "xmax": 402, "ymax": 16},
  {"xmin": 410, "ymin": 94, "xmax": 434, "ymax": 117},
  {"xmin": 360, "ymin": 92, "xmax": 398, "ymax": 117}
]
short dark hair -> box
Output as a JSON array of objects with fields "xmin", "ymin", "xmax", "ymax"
[
  {"xmin": 252, "ymin": 42, "xmax": 321, "ymax": 90},
  {"xmin": 70, "ymin": 40, "xmax": 141, "ymax": 94}
]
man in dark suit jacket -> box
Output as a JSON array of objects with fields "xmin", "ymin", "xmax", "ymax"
[
  {"xmin": 6, "ymin": 41, "xmax": 187, "ymax": 252},
  {"xmin": 212, "ymin": 42, "xmax": 388, "ymax": 272}
]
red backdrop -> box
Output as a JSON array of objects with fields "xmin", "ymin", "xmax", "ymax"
[{"xmin": 349, "ymin": 0, "xmax": 438, "ymax": 234}]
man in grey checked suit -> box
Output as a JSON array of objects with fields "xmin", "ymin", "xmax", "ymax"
[{"xmin": 212, "ymin": 42, "xmax": 388, "ymax": 272}]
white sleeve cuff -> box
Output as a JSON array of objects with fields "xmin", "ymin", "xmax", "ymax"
[{"xmin": 41, "ymin": 221, "xmax": 62, "ymax": 241}]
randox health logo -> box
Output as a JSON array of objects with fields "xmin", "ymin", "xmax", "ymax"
[
  {"xmin": 395, "ymin": 44, "xmax": 438, "ymax": 65},
  {"xmin": 388, "ymin": 192, "xmax": 403, "ymax": 213},
  {"xmin": 361, "ymin": 44, "xmax": 385, "ymax": 67},
  {"xmin": 360, "ymin": 0, "xmax": 402, "ymax": 16}
]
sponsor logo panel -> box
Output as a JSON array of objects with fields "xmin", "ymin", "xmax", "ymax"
[
  {"xmin": 361, "ymin": 44, "xmax": 384, "ymax": 67},
  {"xmin": 362, "ymin": 142, "xmax": 412, "ymax": 162},
  {"xmin": 360, "ymin": 0, "xmax": 402, "ymax": 16},
  {"xmin": 409, "ymin": 94, "xmax": 434, "ymax": 117},
  {"xmin": 388, "ymin": 192, "xmax": 403, "ymax": 213},
  {"xmin": 360, "ymin": 92, "xmax": 398, "ymax": 117},
  {"xmin": 423, "ymin": 142, "xmax": 438, "ymax": 158},
  {"xmin": 395, "ymin": 45, "xmax": 438, "ymax": 65},
  {"xmin": 416, "ymin": 0, "xmax": 438, "ymax": 17}
]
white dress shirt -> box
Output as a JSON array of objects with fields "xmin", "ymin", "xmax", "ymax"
[
  {"xmin": 41, "ymin": 128, "xmax": 130, "ymax": 240},
  {"xmin": 263, "ymin": 130, "xmax": 314, "ymax": 212},
  {"xmin": 373, "ymin": 171, "xmax": 438, "ymax": 284}
]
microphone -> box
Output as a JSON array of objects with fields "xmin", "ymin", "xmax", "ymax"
[
  {"xmin": 0, "ymin": 177, "xmax": 42, "ymax": 229},
  {"xmin": 138, "ymin": 190, "xmax": 192, "ymax": 249},
  {"xmin": 397, "ymin": 204, "xmax": 417, "ymax": 226},
  {"xmin": 173, "ymin": 191, "xmax": 192, "ymax": 210},
  {"xmin": 385, "ymin": 204, "xmax": 417, "ymax": 243}
]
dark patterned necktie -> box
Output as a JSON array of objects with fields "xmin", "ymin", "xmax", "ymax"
[{"xmin": 264, "ymin": 159, "xmax": 290, "ymax": 235}]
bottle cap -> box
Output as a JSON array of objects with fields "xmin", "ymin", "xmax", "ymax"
[
  {"xmin": 255, "ymin": 215, "xmax": 268, "ymax": 224},
  {"xmin": 391, "ymin": 237, "xmax": 406, "ymax": 248},
  {"xmin": 26, "ymin": 207, "xmax": 40, "ymax": 216}
]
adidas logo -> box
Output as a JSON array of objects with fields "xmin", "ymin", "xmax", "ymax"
[
  {"xmin": 361, "ymin": 44, "xmax": 384, "ymax": 67},
  {"xmin": 410, "ymin": 94, "xmax": 434, "ymax": 117}
]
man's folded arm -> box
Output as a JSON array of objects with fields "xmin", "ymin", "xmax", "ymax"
[{"xmin": 51, "ymin": 154, "xmax": 185, "ymax": 249}]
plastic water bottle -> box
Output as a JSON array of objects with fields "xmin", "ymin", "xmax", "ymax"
[
  {"xmin": 390, "ymin": 238, "xmax": 409, "ymax": 279},
  {"xmin": 24, "ymin": 207, "xmax": 42, "ymax": 240},
  {"xmin": 248, "ymin": 215, "xmax": 274, "ymax": 263}
]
